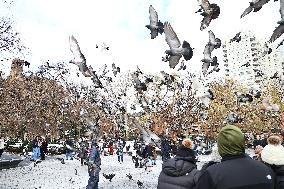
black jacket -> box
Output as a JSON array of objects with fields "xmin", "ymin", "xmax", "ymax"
[
  {"xmin": 195, "ymin": 154, "xmax": 275, "ymax": 189},
  {"xmin": 268, "ymin": 165, "xmax": 284, "ymax": 189},
  {"xmin": 158, "ymin": 156, "xmax": 200, "ymax": 189}
]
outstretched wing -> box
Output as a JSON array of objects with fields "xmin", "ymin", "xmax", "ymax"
[
  {"xmin": 280, "ymin": 0, "xmax": 284, "ymax": 20},
  {"xmin": 200, "ymin": 16, "xmax": 212, "ymax": 31},
  {"xmin": 202, "ymin": 62, "xmax": 210, "ymax": 76},
  {"xmin": 270, "ymin": 24, "xmax": 284, "ymax": 42},
  {"xmin": 254, "ymin": 0, "xmax": 270, "ymax": 9},
  {"xmin": 198, "ymin": 0, "xmax": 211, "ymax": 13},
  {"xmin": 168, "ymin": 55, "xmax": 181, "ymax": 69},
  {"xmin": 164, "ymin": 22, "xmax": 181, "ymax": 49},
  {"xmin": 149, "ymin": 5, "xmax": 158, "ymax": 27},
  {"xmin": 69, "ymin": 36, "xmax": 85, "ymax": 65},
  {"xmin": 240, "ymin": 5, "xmax": 253, "ymax": 18},
  {"xmin": 208, "ymin": 30, "xmax": 216, "ymax": 44},
  {"xmin": 203, "ymin": 44, "xmax": 213, "ymax": 60}
]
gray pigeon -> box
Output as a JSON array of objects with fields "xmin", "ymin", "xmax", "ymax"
[
  {"xmin": 112, "ymin": 63, "xmax": 120, "ymax": 77},
  {"xmin": 164, "ymin": 22, "xmax": 193, "ymax": 69},
  {"xmin": 196, "ymin": 0, "xmax": 220, "ymax": 31},
  {"xmin": 145, "ymin": 5, "xmax": 164, "ymax": 39},
  {"xmin": 240, "ymin": 0, "xmax": 271, "ymax": 18},
  {"xmin": 270, "ymin": 0, "xmax": 284, "ymax": 42},
  {"xmin": 69, "ymin": 35, "xmax": 92, "ymax": 77},
  {"xmin": 230, "ymin": 32, "xmax": 242, "ymax": 43},
  {"xmin": 202, "ymin": 36, "xmax": 218, "ymax": 76},
  {"xmin": 208, "ymin": 30, "xmax": 221, "ymax": 49}
]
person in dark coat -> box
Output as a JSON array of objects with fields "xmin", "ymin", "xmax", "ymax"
[
  {"xmin": 157, "ymin": 138, "xmax": 200, "ymax": 189},
  {"xmin": 195, "ymin": 125, "xmax": 275, "ymax": 189},
  {"xmin": 260, "ymin": 135, "xmax": 284, "ymax": 189},
  {"xmin": 161, "ymin": 139, "xmax": 171, "ymax": 161},
  {"xmin": 40, "ymin": 136, "xmax": 48, "ymax": 160}
]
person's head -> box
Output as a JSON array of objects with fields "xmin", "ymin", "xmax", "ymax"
[
  {"xmin": 217, "ymin": 125, "xmax": 245, "ymax": 157},
  {"xmin": 267, "ymin": 135, "xmax": 283, "ymax": 146},
  {"xmin": 176, "ymin": 138, "xmax": 195, "ymax": 158}
]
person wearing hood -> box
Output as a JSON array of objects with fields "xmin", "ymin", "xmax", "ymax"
[
  {"xmin": 157, "ymin": 138, "xmax": 200, "ymax": 189},
  {"xmin": 195, "ymin": 124, "xmax": 275, "ymax": 189},
  {"xmin": 260, "ymin": 135, "xmax": 284, "ymax": 189},
  {"xmin": 86, "ymin": 139, "xmax": 101, "ymax": 189}
]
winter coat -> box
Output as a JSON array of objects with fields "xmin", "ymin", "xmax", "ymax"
[
  {"xmin": 157, "ymin": 156, "xmax": 200, "ymax": 189},
  {"xmin": 145, "ymin": 145, "xmax": 153, "ymax": 157},
  {"xmin": 89, "ymin": 146, "xmax": 101, "ymax": 167},
  {"xmin": 32, "ymin": 139, "xmax": 39, "ymax": 148},
  {"xmin": 261, "ymin": 144, "xmax": 284, "ymax": 189},
  {"xmin": 195, "ymin": 154, "xmax": 275, "ymax": 189}
]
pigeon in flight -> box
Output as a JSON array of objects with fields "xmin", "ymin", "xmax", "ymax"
[
  {"xmin": 196, "ymin": 0, "xmax": 220, "ymax": 31},
  {"xmin": 69, "ymin": 35, "xmax": 92, "ymax": 77},
  {"xmin": 208, "ymin": 30, "xmax": 221, "ymax": 49},
  {"xmin": 201, "ymin": 43, "xmax": 218, "ymax": 76},
  {"xmin": 230, "ymin": 32, "xmax": 242, "ymax": 43},
  {"xmin": 145, "ymin": 5, "xmax": 164, "ymax": 39},
  {"xmin": 177, "ymin": 60, "xmax": 187, "ymax": 71},
  {"xmin": 262, "ymin": 43, "xmax": 272, "ymax": 56},
  {"xmin": 240, "ymin": 0, "xmax": 271, "ymax": 18},
  {"xmin": 112, "ymin": 63, "xmax": 120, "ymax": 77},
  {"xmin": 164, "ymin": 22, "xmax": 193, "ymax": 69},
  {"xmin": 270, "ymin": 0, "xmax": 284, "ymax": 42}
]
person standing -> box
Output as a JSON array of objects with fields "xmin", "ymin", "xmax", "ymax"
[
  {"xmin": 0, "ymin": 135, "xmax": 5, "ymax": 158},
  {"xmin": 117, "ymin": 144, "xmax": 124, "ymax": 163},
  {"xmin": 195, "ymin": 125, "xmax": 275, "ymax": 189},
  {"xmin": 31, "ymin": 136, "xmax": 41, "ymax": 161},
  {"xmin": 86, "ymin": 139, "xmax": 101, "ymax": 189},
  {"xmin": 40, "ymin": 136, "xmax": 48, "ymax": 160},
  {"xmin": 158, "ymin": 138, "xmax": 200, "ymax": 189},
  {"xmin": 260, "ymin": 135, "xmax": 284, "ymax": 189},
  {"xmin": 65, "ymin": 138, "xmax": 74, "ymax": 160}
]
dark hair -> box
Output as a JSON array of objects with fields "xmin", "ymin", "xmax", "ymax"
[{"xmin": 176, "ymin": 145, "xmax": 195, "ymax": 158}]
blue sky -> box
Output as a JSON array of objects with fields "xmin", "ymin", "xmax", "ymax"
[{"xmin": 0, "ymin": 0, "xmax": 283, "ymax": 77}]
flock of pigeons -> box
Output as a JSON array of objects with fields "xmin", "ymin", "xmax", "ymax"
[{"xmin": 144, "ymin": 0, "xmax": 284, "ymax": 77}]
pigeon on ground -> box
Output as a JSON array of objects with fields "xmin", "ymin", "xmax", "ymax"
[
  {"xmin": 137, "ymin": 180, "xmax": 143, "ymax": 187},
  {"xmin": 145, "ymin": 5, "xmax": 164, "ymax": 39},
  {"xmin": 56, "ymin": 158, "xmax": 65, "ymax": 164},
  {"xmin": 103, "ymin": 173, "xmax": 115, "ymax": 182},
  {"xmin": 270, "ymin": 0, "xmax": 284, "ymax": 42},
  {"xmin": 270, "ymin": 72, "xmax": 279, "ymax": 79},
  {"xmin": 112, "ymin": 63, "xmax": 120, "ymax": 77},
  {"xmin": 230, "ymin": 32, "xmax": 242, "ymax": 43},
  {"xmin": 240, "ymin": 0, "xmax": 271, "ymax": 18},
  {"xmin": 164, "ymin": 22, "xmax": 193, "ymax": 69},
  {"xmin": 126, "ymin": 173, "xmax": 133, "ymax": 180},
  {"xmin": 196, "ymin": 0, "xmax": 220, "ymax": 30},
  {"xmin": 69, "ymin": 35, "xmax": 92, "ymax": 77}
]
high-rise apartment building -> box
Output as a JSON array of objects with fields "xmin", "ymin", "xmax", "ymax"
[{"xmin": 222, "ymin": 30, "xmax": 284, "ymax": 89}]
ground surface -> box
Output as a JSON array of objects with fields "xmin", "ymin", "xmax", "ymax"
[{"xmin": 0, "ymin": 153, "xmax": 162, "ymax": 189}]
